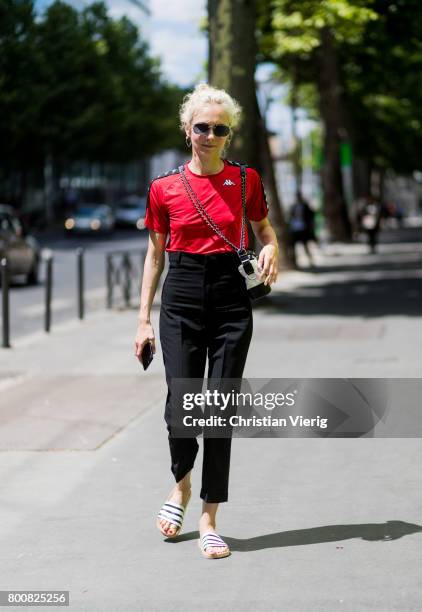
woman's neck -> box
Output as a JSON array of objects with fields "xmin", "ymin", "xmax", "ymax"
[{"xmin": 188, "ymin": 152, "xmax": 224, "ymax": 176}]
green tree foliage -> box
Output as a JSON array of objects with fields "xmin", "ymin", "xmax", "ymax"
[
  {"xmin": 39, "ymin": 1, "xmax": 185, "ymax": 163},
  {"xmin": 258, "ymin": 0, "xmax": 380, "ymax": 240},
  {"xmin": 0, "ymin": 0, "xmax": 185, "ymax": 189},
  {"xmin": 0, "ymin": 0, "xmax": 43, "ymax": 171},
  {"xmin": 259, "ymin": 0, "xmax": 422, "ymax": 189},
  {"xmin": 340, "ymin": 0, "xmax": 422, "ymax": 175},
  {"xmin": 270, "ymin": 0, "xmax": 376, "ymax": 53}
]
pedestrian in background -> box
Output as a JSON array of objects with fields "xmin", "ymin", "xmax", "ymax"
[
  {"xmin": 288, "ymin": 191, "xmax": 316, "ymax": 267},
  {"xmin": 357, "ymin": 196, "xmax": 386, "ymax": 253},
  {"xmin": 134, "ymin": 83, "xmax": 279, "ymax": 559}
]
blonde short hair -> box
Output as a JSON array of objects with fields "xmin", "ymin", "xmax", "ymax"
[{"xmin": 179, "ymin": 83, "xmax": 242, "ymax": 132}]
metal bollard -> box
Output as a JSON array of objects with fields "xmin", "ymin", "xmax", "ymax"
[
  {"xmin": 106, "ymin": 254, "xmax": 113, "ymax": 309},
  {"xmin": 123, "ymin": 253, "xmax": 131, "ymax": 307},
  {"xmin": 139, "ymin": 250, "xmax": 145, "ymax": 295},
  {"xmin": 1, "ymin": 258, "xmax": 10, "ymax": 348},
  {"xmin": 44, "ymin": 251, "xmax": 53, "ymax": 332},
  {"xmin": 77, "ymin": 248, "xmax": 84, "ymax": 320}
]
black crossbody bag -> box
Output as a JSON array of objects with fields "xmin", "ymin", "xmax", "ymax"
[{"xmin": 178, "ymin": 163, "xmax": 271, "ymax": 301}]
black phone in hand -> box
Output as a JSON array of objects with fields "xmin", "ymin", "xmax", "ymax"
[{"xmin": 140, "ymin": 342, "xmax": 154, "ymax": 370}]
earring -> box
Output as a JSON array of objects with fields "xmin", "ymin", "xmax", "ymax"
[{"xmin": 186, "ymin": 136, "xmax": 192, "ymax": 148}]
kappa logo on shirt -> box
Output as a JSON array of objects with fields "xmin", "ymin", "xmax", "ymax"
[{"xmin": 223, "ymin": 179, "xmax": 236, "ymax": 186}]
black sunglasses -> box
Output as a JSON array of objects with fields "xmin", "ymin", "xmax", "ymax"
[{"xmin": 192, "ymin": 123, "xmax": 231, "ymax": 137}]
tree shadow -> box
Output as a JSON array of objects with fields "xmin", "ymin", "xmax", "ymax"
[
  {"xmin": 312, "ymin": 258, "xmax": 422, "ymax": 275},
  {"xmin": 254, "ymin": 275, "xmax": 422, "ymax": 318},
  {"xmin": 253, "ymin": 229, "xmax": 422, "ymax": 318}
]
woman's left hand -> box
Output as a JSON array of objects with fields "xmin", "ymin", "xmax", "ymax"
[{"xmin": 258, "ymin": 244, "xmax": 279, "ymax": 286}]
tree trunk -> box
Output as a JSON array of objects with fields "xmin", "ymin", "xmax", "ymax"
[
  {"xmin": 316, "ymin": 26, "xmax": 352, "ymax": 241},
  {"xmin": 208, "ymin": 0, "xmax": 258, "ymax": 167},
  {"xmin": 256, "ymin": 95, "xmax": 295, "ymax": 269},
  {"xmin": 291, "ymin": 64, "xmax": 302, "ymax": 196},
  {"xmin": 208, "ymin": 0, "xmax": 292, "ymax": 266},
  {"xmin": 352, "ymin": 156, "xmax": 370, "ymax": 200}
]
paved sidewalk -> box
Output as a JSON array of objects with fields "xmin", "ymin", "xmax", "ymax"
[{"xmin": 0, "ymin": 228, "xmax": 421, "ymax": 611}]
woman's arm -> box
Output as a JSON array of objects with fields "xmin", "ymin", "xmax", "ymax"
[
  {"xmin": 250, "ymin": 217, "xmax": 279, "ymax": 286},
  {"xmin": 134, "ymin": 230, "xmax": 167, "ymax": 357}
]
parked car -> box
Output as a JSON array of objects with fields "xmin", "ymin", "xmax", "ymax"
[
  {"xmin": 64, "ymin": 204, "xmax": 115, "ymax": 235},
  {"xmin": 0, "ymin": 205, "xmax": 40, "ymax": 285},
  {"xmin": 115, "ymin": 195, "xmax": 147, "ymax": 230}
]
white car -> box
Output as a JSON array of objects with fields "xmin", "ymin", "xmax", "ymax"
[
  {"xmin": 115, "ymin": 196, "xmax": 147, "ymax": 230},
  {"xmin": 64, "ymin": 204, "xmax": 115, "ymax": 235}
]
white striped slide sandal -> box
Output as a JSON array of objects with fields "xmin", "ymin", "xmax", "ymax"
[
  {"xmin": 198, "ymin": 532, "xmax": 231, "ymax": 559},
  {"xmin": 156, "ymin": 493, "xmax": 191, "ymax": 538}
]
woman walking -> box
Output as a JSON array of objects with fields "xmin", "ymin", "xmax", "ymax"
[{"xmin": 134, "ymin": 83, "xmax": 279, "ymax": 559}]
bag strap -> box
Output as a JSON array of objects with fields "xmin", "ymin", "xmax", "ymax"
[{"xmin": 178, "ymin": 163, "xmax": 249, "ymax": 262}]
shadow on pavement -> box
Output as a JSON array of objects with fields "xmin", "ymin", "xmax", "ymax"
[
  {"xmin": 257, "ymin": 276, "xmax": 422, "ymax": 318},
  {"xmin": 314, "ymin": 257, "xmax": 422, "ymax": 275},
  {"xmin": 255, "ymin": 227, "xmax": 422, "ymax": 318},
  {"xmin": 171, "ymin": 520, "xmax": 422, "ymax": 551}
]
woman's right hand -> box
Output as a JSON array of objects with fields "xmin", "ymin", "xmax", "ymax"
[{"xmin": 134, "ymin": 321, "xmax": 156, "ymax": 359}]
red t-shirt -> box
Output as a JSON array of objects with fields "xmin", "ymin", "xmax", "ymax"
[{"xmin": 144, "ymin": 159, "xmax": 269, "ymax": 255}]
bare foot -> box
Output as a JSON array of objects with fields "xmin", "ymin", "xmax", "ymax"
[
  {"xmin": 157, "ymin": 486, "xmax": 191, "ymax": 537},
  {"xmin": 199, "ymin": 519, "xmax": 230, "ymax": 557}
]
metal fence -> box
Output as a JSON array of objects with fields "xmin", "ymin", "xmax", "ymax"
[
  {"xmin": 105, "ymin": 248, "xmax": 149, "ymax": 309},
  {"xmin": 1, "ymin": 247, "xmax": 151, "ymax": 348}
]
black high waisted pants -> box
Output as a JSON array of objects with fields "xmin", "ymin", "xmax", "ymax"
[{"xmin": 159, "ymin": 250, "xmax": 253, "ymax": 503}]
